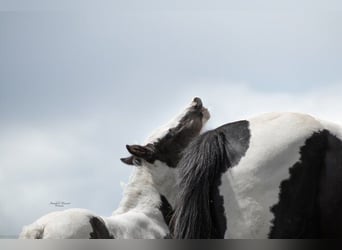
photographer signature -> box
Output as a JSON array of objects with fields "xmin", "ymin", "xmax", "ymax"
[{"xmin": 50, "ymin": 201, "xmax": 71, "ymax": 207}]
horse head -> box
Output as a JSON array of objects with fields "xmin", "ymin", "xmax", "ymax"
[
  {"xmin": 120, "ymin": 97, "xmax": 210, "ymax": 204},
  {"xmin": 121, "ymin": 97, "xmax": 209, "ymax": 168}
]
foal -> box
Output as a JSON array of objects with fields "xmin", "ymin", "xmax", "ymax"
[{"xmin": 19, "ymin": 97, "xmax": 209, "ymax": 239}]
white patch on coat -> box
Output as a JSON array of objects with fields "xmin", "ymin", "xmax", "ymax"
[
  {"xmin": 109, "ymin": 166, "xmax": 171, "ymax": 238},
  {"xmin": 145, "ymin": 160, "xmax": 178, "ymax": 206},
  {"xmin": 219, "ymin": 112, "xmax": 326, "ymax": 238},
  {"xmin": 113, "ymin": 167, "xmax": 162, "ymax": 214},
  {"xmin": 105, "ymin": 210, "xmax": 168, "ymax": 239},
  {"xmin": 19, "ymin": 208, "xmax": 96, "ymax": 239},
  {"xmin": 317, "ymin": 119, "xmax": 342, "ymax": 140}
]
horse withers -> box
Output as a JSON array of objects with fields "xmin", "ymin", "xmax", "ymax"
[
  {"xmin": 171, "ymin": 112, "xmax": 342, "ymax": 239},
  {"xmin": 19, "ymin": 97, "xmax": 210, "ymax": 239}
]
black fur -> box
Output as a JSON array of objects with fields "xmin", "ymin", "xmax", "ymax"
[
  {"xmin": 159, "ymin": 195, "xmax": 173, "ymax": 226},
  {"xmin": 269, "ymin": 131, "xmax": 327, "ymax": 238},
  {"xmin": 171, "ymin": 120, "xmax": 250, "ymax": 239},
  {"xmin": 153, "ymin": 106, "xmax": 204, "ymax": 167},
  {"xmin": 35, "ymin": 229, "xmax": 44, "ymax": 239},
  {"xmin": 89, "ymin": 216, "xmax": 114, "ymax": 239},
  {"xmin": 270, "ymin": 130, "xmax": 342, "ymax": 238},
  {"xmin": 121, "ymin": 99, "xmax": 206, "ymax": 168},
  {"xmin": 319, "ymin": 131, "xmax": 342, "ymax": 237}
]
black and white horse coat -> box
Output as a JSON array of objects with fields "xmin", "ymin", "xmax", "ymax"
[
  {"xmin": 19, "ymin": 97, "xmax": 209, "ymax": 239},
  {"xmin": 171, "ymin": 112, "xmax": 342, "ymax": 238}
]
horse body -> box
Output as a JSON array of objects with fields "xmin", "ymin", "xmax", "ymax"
[
  {"xmin": 20, "ymin": 170, "xmax": 169, "ymax": 239},
  {"xmin": 20, "ymin": 97, "xmax": 209, "ymax": 239},
  {"xmin": 20, "ymin": 195, "xmax": 168, "ymax": 239},
  {"xmin": 20, "ymin": 208, "xmax": 110, "ymax": 239},
  {"xmin": 221, "ymin": 112, "xmax": 328, "ymax": 238},
  {"xmin": 172, "ymin": 112, "xmax": 342, "ymax": 238}
]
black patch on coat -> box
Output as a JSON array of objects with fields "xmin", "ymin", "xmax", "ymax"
[
  {"xmin": 89, "ymin": 216, "xmax": 114, "ymax": 239},
  {"xmin": 171, "ymin": 120, "xmax": 250, "ymax": 238},
  {"xmin": 319, "ymin": 132, "xmax": 342, "ymax": 237},
  {"xmin": 152, "ymin": 107, "xmax": 205, "ymax": 168},
  {"xmin": 269, "ymin": 130, "xmax": 342, "ymax": 238},
  {"xmin": 121, "ymin": 102, "xmax": 206, "ymax": 168},
  {"xmin": 159, "ymin": 195, "xmax": 173, "ymax": 226},
  {"xmin": 35, "ymin": 229, "xmax": 44, "ymax": 239}
]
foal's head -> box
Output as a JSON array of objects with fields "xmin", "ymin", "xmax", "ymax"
[{"xmin": 121, "ymin": 97, "xmax": 209, "ymax": 178}]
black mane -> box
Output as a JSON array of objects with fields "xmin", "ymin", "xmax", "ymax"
[{"xmin": 170, "ymin": 120, "xmax": 250, "ymax": 238}]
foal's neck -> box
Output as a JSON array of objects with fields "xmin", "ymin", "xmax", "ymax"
[
  {"xmin": 113, "ymin": 167, "xmax": 164, "ymax": 215},
  {"xmin": 147, "ymin": 160, "xmax": 178, "ymax": 207}
]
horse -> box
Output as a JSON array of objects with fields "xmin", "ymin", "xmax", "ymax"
[
  {"xmin": 171, "ymin": 112, "xmax": 342, "ymax": 238},
  {"xmin": 19, "ymin": 97, "xmax": 210, "ymax": 239}
]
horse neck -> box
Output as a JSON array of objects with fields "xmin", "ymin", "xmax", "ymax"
[
  {"xmin": 113, "ymin": 167, "xmax": 162, "ymax": 215},
  {"xmin": 148, "ymin": 160, "xmax": 179, "ymax": 207}
]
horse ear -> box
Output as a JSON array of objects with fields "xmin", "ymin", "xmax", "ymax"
[
  {"xmin": 120, "ymin": 156, "xmax": 134, "ymax": 165},
  {"xmin": 126, "ymin": 144, "xmax": 154, "ymax": 159}
]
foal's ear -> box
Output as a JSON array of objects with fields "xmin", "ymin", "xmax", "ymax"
[
  {"xmin": 120, "ymin": 156, "xmax": 134, "ymax": 165},
  {"xmin": 125, "ymin": 144, "xmax": 154, "ymax": 159}
]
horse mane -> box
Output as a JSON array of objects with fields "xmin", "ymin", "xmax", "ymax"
[
  {"xmin": 170, "ymin": 121, "xmax": 250, "ymax": 238},
  {"xmin": 170, "ymin": 129, "xmax": 229, "ymax": 238}
]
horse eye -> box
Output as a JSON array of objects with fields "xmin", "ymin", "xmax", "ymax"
[
  {"xmin": 168, "ymin": 128, "xmax": 175, "ymax": 136},
  {"xmin": 133, "ymin": 158, "xmax": 142, "ymax": 166}
]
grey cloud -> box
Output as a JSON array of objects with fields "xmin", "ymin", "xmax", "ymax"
[
  {"xmin": 1, "ymin": 1, "xmax": 342, "ymax": 11},
  {"xmin": 1, "ymin": 10, "xmax": 342, "ymax": 120},
  {"xmin": 1, "ymin": 6, "xmax": 342, "ymax": 236}
]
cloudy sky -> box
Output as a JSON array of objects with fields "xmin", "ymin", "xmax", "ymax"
[{"xmin": 1, "ymin": 1, "xmax": 342, "ymax": 236}]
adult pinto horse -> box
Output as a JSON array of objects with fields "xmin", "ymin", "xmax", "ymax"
[
  {"xmin": 171, "ymin": 112, "xmax": 342, "ymax": 238},
  {"xmin": 19, "ymin": 97, "xmax": 209, "ymax": 239}
]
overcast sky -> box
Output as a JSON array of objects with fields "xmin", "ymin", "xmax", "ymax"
[{"xmin": 1, "ymin": 1, "xmax": 342, "ymax": 236}]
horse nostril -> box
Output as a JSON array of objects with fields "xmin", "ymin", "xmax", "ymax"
[{"xmin": 192, "ymin": 97, "xmax": 202, "ymax": 109}]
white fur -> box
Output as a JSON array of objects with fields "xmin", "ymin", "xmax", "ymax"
[
  {"xmin": 108, "ymin": 167, "xmax": 170, "ymax": 238},
  {"xmin": 20, "ymin": 209, "xmax": 98, "ymax": 239},
  {"xmin": 143, "ymin": 160, "xmax": 179, "ymax": 206},
  {"xmin": 219, "ymin": 112, "xmax": 337, "ymax": 238},
  {"xmin": 20, "ymin": 168, "xmax": 170, "ymax": 239},
  {"xmin": 20, "ymin": 98, "xmax": 208, "ymax": 239}
]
